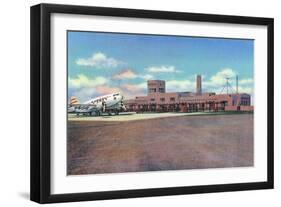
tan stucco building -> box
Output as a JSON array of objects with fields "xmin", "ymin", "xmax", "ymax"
[{"xmin": 124, "ymin": 76, "xmax": 253, "ymax": 113}]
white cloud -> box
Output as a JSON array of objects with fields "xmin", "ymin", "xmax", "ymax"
[
  {"xmin": 68, "ymin": 74, "xmax": 147, "ymax": 101},
  {"xmin": 68, "ymin": 74, "xmax": 113, "ymax": 102},
  {"xmin": 207, "ymin": 68, "xmax": 237, "ymax": 87},
  {"xmin": 68, "ymin": 68, "xmax": 254, "ymax": 102},
  {"xmin": 139, "ymin": 74, "xmax": 154, "ymax": 80},
  {"xmin": 68, "ymin": 74, "xmax": 107, "ymax": 89},
  {"xmin": 166, "ymin": 79, "xmax": 194, "ymax": 92},
  {"xmin": 71, "ymin": 88, "xmax": 98, "ymax": 103},
  {"xmin": 112, "ymin": 69, "xmax": 138, "ymax": 80},
  {"xmin": 146, "ymin": 65, "xmax": 181, "ymax": 73},
  {"xmin": 201, "ymin": 68, "xmax": 254, "ymax": 95},
  {"xmin": 113, "ymin": 69, "xmax": 154, "ymax": 80},
  {"xmin": 121, "ymin": 82, "xmax": 147, "ymax": 92},
  {"xmin": 165, "ymin": 68, "xmax": 253, "ymax": 95},
  {"xmin": 76, "ymin": 52, "xmax": 124, "ymax": 68},
  {"xmin": 95, "ymin": 85, "xmax": 121, "ymax": 95},
  {"xmin": 239, "ymin": 78, "xmax": 253, "ymax": 85},
  {"xmin": 237, "ymin": 86, "xmax": 253, "ymax": 94},
  {"xmin": 121, "ymin": 83, "xmax": 147, "ymax": 99}
]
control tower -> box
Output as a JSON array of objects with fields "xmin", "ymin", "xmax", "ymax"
[{"xmin": 147, "ymin": 80, "xmax": 166, "ymax": 94}]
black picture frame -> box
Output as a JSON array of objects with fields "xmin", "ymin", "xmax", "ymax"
[{"xmin": 30, "ymin": 3, "xmax": 274, "ymax": 204}]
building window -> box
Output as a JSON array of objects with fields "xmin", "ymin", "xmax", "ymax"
[
  {"xmin": 150, "ymin": 98, "xmax": 155, "ymax": 101},
  {"xmin": 149, "ymin": 88, "xmax": 156, "ymax": 93},
  {"xmin": 170, "ymin": 97, "xmax": 175, "ymax": 102},
  {"xmin": 240, "ymin": 97, "xmax": 249, "ymax": 106},
  {"xmin": 159, "ymin": 88, "xmax": 165, "ymax": 93},
  {"xmin": 160, "ymin": 98, "xmax": 165, "ymax": 102}
]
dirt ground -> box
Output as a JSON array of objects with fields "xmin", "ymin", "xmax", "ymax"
[{"xmin": 67, "ymin": 114, "xmax": 253, "ymax": 175}]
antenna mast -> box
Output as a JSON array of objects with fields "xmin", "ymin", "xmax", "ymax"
[
  {"xmin": 226, "ymin": 77, "xmax": 230, "ymax": 94},
  {"xmin": 220, "ymin": 76, "xmax": 235, "ymax": 94}
]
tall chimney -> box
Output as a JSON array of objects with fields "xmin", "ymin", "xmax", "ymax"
[
  {"xmin": 196, "ymin": 75, "xmax": 202, "ymax": 95},
  {"xmin": 236, "ymin": 75, "xmax": 238, "ymax": 94}
]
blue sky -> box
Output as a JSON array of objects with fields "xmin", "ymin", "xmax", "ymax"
[{"xmin": 68, "ymin": 31, "xmax": 254, "ymax": 102}]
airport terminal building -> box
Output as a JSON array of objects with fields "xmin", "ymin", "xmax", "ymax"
[{"xmin": 124, "ymin": 75, "xmax": 253, "ymax": 113}]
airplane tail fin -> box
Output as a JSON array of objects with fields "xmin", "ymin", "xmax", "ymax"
[{"xmin": 70, "ymin": 96, "xmax": 79, "ymax": 105}]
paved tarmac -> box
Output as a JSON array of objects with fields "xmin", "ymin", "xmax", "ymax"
[
  {"xmin": 67, "ymin": 113, "xmax": 253, "ymax": 175},
  {"xmin": 68, "ymin": 111, "xmax": 242, "ymax": 122}
]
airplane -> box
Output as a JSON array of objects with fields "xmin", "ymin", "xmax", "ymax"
[{"xmin": 68, "ymin": 92, "xmax": 126, "ymax": 116}]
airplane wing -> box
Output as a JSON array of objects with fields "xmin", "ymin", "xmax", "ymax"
[
  {"xmin": 68, "ymin": 103, "xmax": 98, "ymax": 109},
  {"xmin": 68, "ymin": 103, "xmax": 96, "ymax": 107},
  {"xmin": 68, "ymin": 104, "xmax": 100, "ymax": 113}
]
